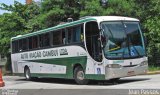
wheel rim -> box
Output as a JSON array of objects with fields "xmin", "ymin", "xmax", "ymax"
[
  {"xmin": 77, "ymin": 71, "xmax": 84, "ymax": 80},
  {"xmin": 25, "ymin": 69, "xmax": 30, "ymax": 79}
]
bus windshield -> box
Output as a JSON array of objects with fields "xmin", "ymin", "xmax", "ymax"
[{"xmin": 101, "ymin": 21, "xmax": 146, "ymax": 59}]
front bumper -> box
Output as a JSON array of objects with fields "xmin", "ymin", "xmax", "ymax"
[{"xmin": 105, "ymin": 65, "xmax": 148, "ymax": 80}]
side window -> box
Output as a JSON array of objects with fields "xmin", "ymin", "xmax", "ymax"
[
  {"xmin": 39, "ymin": 33, "xmax": 50, "ymax": 47},
  {"xmin": 53, "ymin": 31, "xmax": 62, "ymax": 45},
  {"xmin": 29, "ymin": 36, "xmax": 38, "ymax": 50},
  {"xmin": 51, "ymin": 25, "xmax": 83, "ymax": 46},
  {"xmin": 19, "ymin": 38, "xmax": 28, "ymax": 51},
  {"xmin": 44, "ymin": 33, "xmax": 50, "ymax": 47},
  {"xmin": 67, "ymin": 28, "xmax": 73, "ymax": 43},
  {"xmin": 22, "ymin": 38, "xmax": 28, "ymax": 51},
  {"xmin": 66, "ymin": 25, "xmax": 83, "ymax": 44},
  {"xmin": 32, "ymin": 36, "xmax": 38, "ymax": 49},
  {"xmin": 29, "ymin": 37, "xmax": 32, "ymax": 49},
  {"xmin": 19, "ymin": 39, "xmax": 23, "ymax": 52},
  {"xmin": 12, "ymin": 41, "xmax": 19, "ymax": 53},
  {"xmin": 73, "ymin": 25, "xmax": 83, "ymax": 43},
  {"xmin": 12, "ymin": 41, "xmax": 15, "ymax": 53},
  {"xmin": 62, "ymin": 29, "xmax": 66, "ymax": 44}
]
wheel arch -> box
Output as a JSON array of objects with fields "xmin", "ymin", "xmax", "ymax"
[
  {"xmin": 73, "ymin": 63, "xmax": 83, "ymax": 72},
  {"xmin": 24, "ymin": 65, "xmax": 29, "ymax": 72},
  {"xmin": 72, "ymin": 63, "xmax": 85, "ymax": 78},
  {"xmin": 73, "ymin": 63, "xmax": 89, "ymax": 84}
]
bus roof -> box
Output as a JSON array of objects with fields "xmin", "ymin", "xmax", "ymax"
[
  {"xmin": 11, "ymin": 16, "xmax": 139, "ymax": 41},
  {"xmin": 91, "ymin": 16, "xmax": 139, "ymax": 22}
]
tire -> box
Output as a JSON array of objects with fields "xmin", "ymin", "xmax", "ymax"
[
  {"xmin": 24, "ymin": 67, "xmax": 31, "ymax": 81},
  {"xmin": 74, "ymin": 66, "xmax": 89, "ymax": 85},
  {"xmin": 110, "ymin": 78, "xmax": 120, "ymax": 85}
]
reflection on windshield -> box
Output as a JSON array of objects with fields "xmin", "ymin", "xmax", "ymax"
[{"xmin": 101, "ymin": 21, "xmax": 145, "ymax": 59}]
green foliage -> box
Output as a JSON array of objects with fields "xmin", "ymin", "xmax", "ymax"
[
  {"xmin": 149, "ymin": 65, "xmax": 160, "ymax": 71},
  {"xmin": 105, "ymin": 0, "xmax": 135, "ymax": 16},
  {"xmin": 0, "ymin": 0, "xmax": 160, "ymax": 66},
  {"xmin": 143, "ymin": 0, "xmax": 160, "ymax": 64},
  {"xmin": 0, "ymin": 1, "xmax": 40, "ymax": 55},
  {"xmin": 39, "ymin": 0, "xmax": 83, "ymax": 27},
  {"xmin": 0, "ymin": 13, "xmax": 25, "ymax": 54},
  {"xmin": 80, "ymin": 0, "xmax": 103, "ymax": 16}
]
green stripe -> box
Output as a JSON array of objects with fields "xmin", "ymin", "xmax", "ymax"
[
  {"xmin": 27, "ymin": 56, "xmax": 87, "ymax": 78},
  {"xmin": 31, "ymin": 73, "xmax": 68, "ymax": 79},
  {"xmin": 32, "ymin": 73, "xmax": 105, "ymax": 80},
  {"xmin": 85, "ymin": 74, "xmax": 105, "ymax": 80},
  {"xmin": 14, "ymin": 73, "xmax": 68, "ymax": 79},
  {"xmin": 12, "ymin": 18, "xmax": 96, "ymax": 40},
  {"xmin": 14, "ymin": 73, "xmax": 105, "ymax": 80},
  {"xmin": 28, "ymin": 56, "xmax": 86, "ymax": 65},
  {"xmin": 15, "ymin": 56, "xmax": 106, "ymax": 80}
]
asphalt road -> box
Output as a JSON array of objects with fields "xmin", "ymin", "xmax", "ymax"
[{"xmin": 1, "ymin": 74, "xmax": 160, "ymax": 95}]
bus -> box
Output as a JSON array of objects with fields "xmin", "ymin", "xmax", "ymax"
[{"xmin": 11, "ymin": 16, "xmax": 148, "ymax": 85}]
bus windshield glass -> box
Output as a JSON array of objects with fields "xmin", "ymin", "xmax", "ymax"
[{"xmin": 101, "ymin": 21, "xmax": 146, "ymax": 59}]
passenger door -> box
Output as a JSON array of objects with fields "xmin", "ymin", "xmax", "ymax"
[{"xmin": 85, "ymin": 21, "xmax": 103, "ymax": 74}]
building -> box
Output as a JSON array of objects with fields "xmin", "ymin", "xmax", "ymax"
[
  {"xmin": 26, "ymin": 0, "xmax": 42, "ymax": 7},
  {"xmin": 26, "ymin": 0, "xmax": 32, "ymax": 4}
]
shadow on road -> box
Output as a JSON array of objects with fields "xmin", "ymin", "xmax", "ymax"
[
  {"xmin": 16, "ymin": 77, "xmax": 150, "ymax": 86},
  {"xmin": 90, "ymin": 78, "xmax": 150, "ymax": 86}
]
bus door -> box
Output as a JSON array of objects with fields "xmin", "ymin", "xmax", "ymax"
[{"xmin": 85, "ymin": 21, "xmax": 103, "ymax": 74}]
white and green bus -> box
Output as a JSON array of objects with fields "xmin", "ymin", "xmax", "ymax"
[{"xmin": 11, "ymin": 16, "xmax": 148, "ymax": 84}]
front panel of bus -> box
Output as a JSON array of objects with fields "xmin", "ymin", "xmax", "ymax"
[{"xmin": 100, "ymin": 21, "xmax": 148, "ymax": 79}]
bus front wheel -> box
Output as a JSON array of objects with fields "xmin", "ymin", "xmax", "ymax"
[
  {"xmin": 74, "ymin": 66, "xmax": 89, "ymax": 85},
  {"xmin": 24, "ymin": 67, "xmax": 31, "ymax": 81}
]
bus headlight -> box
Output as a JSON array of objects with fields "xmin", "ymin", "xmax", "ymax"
[
  {"xmin": 106, "ymin": 64, "xmax": 122, "ymax": 68},
  {"xmin": 140, "ymin": 61, "xmax": 148, "ymax": 66}
]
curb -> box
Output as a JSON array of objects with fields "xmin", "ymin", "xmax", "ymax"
[{"xmin": 147, "ymin": 71, "xmax": 160, "ymax": 75}]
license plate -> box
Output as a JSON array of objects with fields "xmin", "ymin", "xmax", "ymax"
[{"xmin": 127, "ymin": 71, "xmax": 135, "ymax": 76}]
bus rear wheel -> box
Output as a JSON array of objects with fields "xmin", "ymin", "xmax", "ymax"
[
  {"xmin": 74, "ymin": 66, "xmax": 89, "ymax": 85},
  {"xmin": 24, "ymin": 67, "xmax": 31, "ymax": 81}
]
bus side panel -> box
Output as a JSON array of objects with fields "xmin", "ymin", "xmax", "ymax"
[{"xmin": 11, "ymin": 46, "xmax": 88, "ymax": 79}]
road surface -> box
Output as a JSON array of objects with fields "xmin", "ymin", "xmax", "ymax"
[
  {"xmin": 1, "ymin": 74, "xmax": 160, "ymax": 89},
  {"xmin": 1, "ymin": 74, "xmax": 160, "ymax": 95}
]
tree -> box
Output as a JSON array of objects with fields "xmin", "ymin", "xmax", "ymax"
[
  {"xmin": 38, "ymin": 0, "xmax": 83, "ymax": 27},
  {"xmin": 143, "ymin": 0, "xmax": 160, "ymax": 65},
  {"xmin": 80, "ymin": 0, "xmax": 136, "ymax": 17},
  {"xmin": 0, "ymin": 1, "xmax": 40, "ymax": 55},
  {"xmin": 0, "ymin": 1, "xmax": 40, "ymax": 71},
  {"xmin": 0, "ymin": 0, "xmax": 160, "ymax": 67}
]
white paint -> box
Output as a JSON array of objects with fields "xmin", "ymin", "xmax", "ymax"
[
  {"xmin": 11, "ymin": 16, "xmax": 147, "ymax": 80},
  {"xmin": 104, "ymin": 57, "xmax": 148, "ymax": 67},
  {"xmin": 18, "ymin": 61, "xmax": 67, "ymax": 74},
  {"xmin": 11, "ymin": 46, "xmax": 87, "ymax": 74}
]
